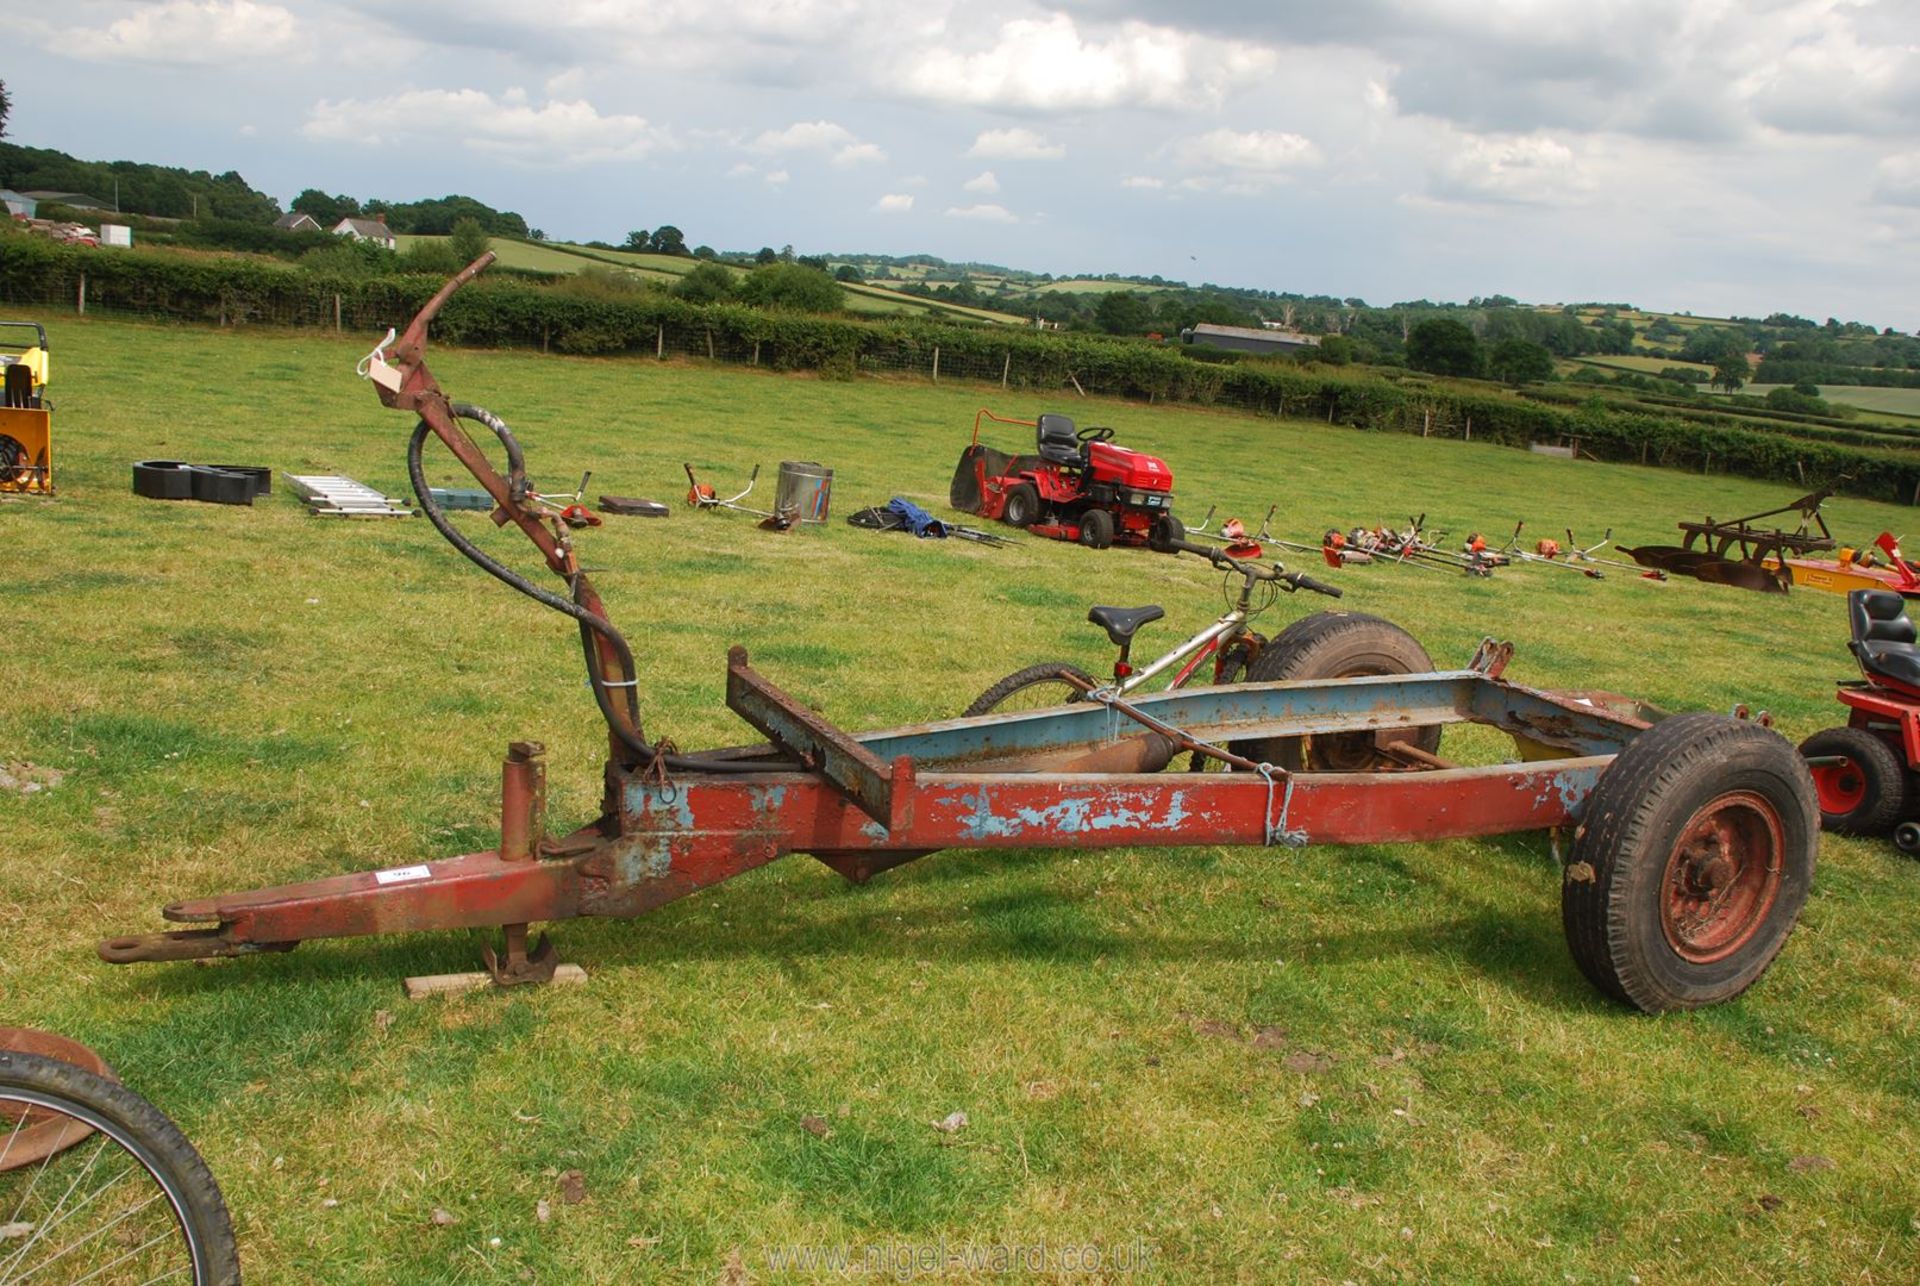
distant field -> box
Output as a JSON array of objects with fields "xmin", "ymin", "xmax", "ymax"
[
  {"xmin": 1026, "ymin": 278, "xmax": 1171, "ymax": 295},
  {"xmin": 400, "ymin": 238, "xmax": 1030, "ymax": 325},
  {"xmin": 1575, "ymin": 355, "xmax": 1714, "ymax": 376},
  {"xmin": 1741, "ymin": 384, "xmax": 1920, "ymax": 419}
]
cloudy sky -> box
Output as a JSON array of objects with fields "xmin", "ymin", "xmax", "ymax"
[{"xmin": 13, "ymin": 0, "xmax": 1920, "ymax": 327}]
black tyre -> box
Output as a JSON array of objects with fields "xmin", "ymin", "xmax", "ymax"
[
  {"xmin": 1562, "ymin": 713, "xmax": 1817, "ymax": 1013},
  {"xmin": 1002, "ymin": 483, "xmax": 1041, "ymax": 529},
  {"xmin": 132, "ymin": 460, "xmax": 194, "ymax": 500},
  {"xmin": 1078, "ymin": 509, "xmax": 1115, "ymax": 549},
  {"xmin": 964, "ymin": 662, "xmax": 1096, "ymax": 717},
  {"xmin": 1798, "ymin": 726, "xmax": 1905, "ymax": 835},
  {"xmin": 1232, "ymin": 612, "xmax": 1442, "ymax": 770},
  {"xmin": 0, "ymin": 1049, "xmax": 242, "ymax": 1284},
  {"xmin": 189, "ymin": 466, "xmax": 256, "ymax": 506},
  {"xmin": 1896, "ymin": 821, "xmax": 1920, "ymax": 856},
  {"xmin": 1149, "ymin": 513, "xmax": 1185, "ymax": 553}
]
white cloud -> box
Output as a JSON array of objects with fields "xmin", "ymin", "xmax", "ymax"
[
  {"xmin": 903, "ymin": 13, "xmax": 1270, "ymax": 111},
  {"xmin": 946, "ymin": 203, "xmax": 1016, "ymax": 223},
  {"xmin": 62, "ymin": 0, "xmax": 296, "ymax": 64},
  {"xmin": 765, "ymin": 169, "xmax": 790, "ymax": 186},
  {"xmin": 304, "ymin": 89, "xmax": 669, "ymax": 164},
  {"xmin": 1430, "ymin": 134, "xmax": 1587, "ymax": 205},
  {"xmin": 873, "ymin": 193, "xmax": 914, "ymax": 213},
  {"xmin": 751, "ymin": 120, "xmax": 857, "ymax": 152},
  {"xmin": 750, "ymin": 119, "xmax": 884, "ymax": 166},
  {"xmin": 1873, "ymin": 153, "xmax": 1920, "ymax": 208},
  {"xmin": 1121, "ymin": 175, "xmax": 1164, "ymax": 189},
  {"xmin": 968, "ymin": 128, "xmax": 1063, "ymax": 161},
  {"xmin": 726, "ymin": 162, "xmax": 757, "ymax": 178},
  {"xmin": 1173, "ymin": 129, "xmax": 1320, "ymax": 174},
  {"xmin": 963, "ymin": 170, "xmax": 1000, "ymax": 194}
]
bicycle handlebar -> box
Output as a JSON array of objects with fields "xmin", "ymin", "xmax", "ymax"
[{"xmin": 1167, "ymin": 538, "xmax": 1341, "ymax": 598}]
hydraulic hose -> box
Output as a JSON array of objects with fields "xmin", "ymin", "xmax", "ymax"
[{"xmin": 408, "ymin": 407, "xmax": 794, "ymax": 775}]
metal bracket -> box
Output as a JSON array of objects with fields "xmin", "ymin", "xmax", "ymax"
[
  {"xmin": 1468, "ymin": 638, "xmax": 1515, "ymax": 679},
  {"xmin": 725, "ymin": 646, "xmax": 896, "ymax": 826}
]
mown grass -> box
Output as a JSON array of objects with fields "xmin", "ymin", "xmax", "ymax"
[{"xmin": 4, "ymin": 315, "xmax": 1919, "ymax": 1281}]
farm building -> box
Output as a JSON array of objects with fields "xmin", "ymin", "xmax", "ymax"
[
  {"xmin": 274, "ymin": 212, "xmax": 322, "ymax": 232},
  {"xmin": 1181, "ymin": 323, "xmax": 1322, "ymax": 356},
  {"xmin": 331, "ymin": 216, "xmax": 396, "ymax": 249},
  {"xmin": 20, "ymin": 190, "xmax": 110, "ymax": 212}
]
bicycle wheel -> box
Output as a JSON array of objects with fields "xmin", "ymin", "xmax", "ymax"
[
  {"xmin": 0, "ymin": 1050, "xmax": 240, "ymax": 1285},
  {"xmin": 963, "ymin": 662, "xmax": 1097, "ymax": 717}
]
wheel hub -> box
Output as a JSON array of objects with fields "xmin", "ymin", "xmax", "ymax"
[{"xmin": 1660, "ymin": 791, "xmax": 1785, "ymax": 965}]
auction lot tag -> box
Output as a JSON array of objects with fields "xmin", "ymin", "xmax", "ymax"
[{"xmin": 373, "ymin": 864, "xmax": 432, "ymax": 885}]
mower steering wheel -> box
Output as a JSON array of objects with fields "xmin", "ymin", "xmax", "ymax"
[{"xmin": 1076, "ymin": 425, "xmax": 1115, "ymax": 444}]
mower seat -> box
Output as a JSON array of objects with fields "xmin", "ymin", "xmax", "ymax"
[
  {"xmin": 1848, "ymin": 588, "xmax": 1920, "ymax": 692},
  {"xmin": 1036, "ymin": 414, "xmax": 1082, "ymax": 466},
  {"xmin": 1087, "ymin": 604, "xmax": 1164, "ymax": 647}
]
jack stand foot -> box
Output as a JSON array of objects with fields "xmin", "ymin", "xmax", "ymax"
[{"xmin": 482, "ymin": 923, "xmax": 559, "ymax": 986}]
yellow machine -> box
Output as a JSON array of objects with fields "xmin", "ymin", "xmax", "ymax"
[{"xmin": 0, "ymin": 321, "xmax": 51, "ymax": 495}]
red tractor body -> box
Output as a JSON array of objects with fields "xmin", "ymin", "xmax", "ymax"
[
  {"xmin": 1801, "ymin": 588, "xmax": 1920, "ymax": 853},
  {"xmin": 950, "ymin": 409, "xmax": 1178, "ymax": 549}
]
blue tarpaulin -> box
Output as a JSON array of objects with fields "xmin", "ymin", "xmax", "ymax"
[{"xmin": 886, "ymin": 496, "xmax": 949, "ymax": 538}]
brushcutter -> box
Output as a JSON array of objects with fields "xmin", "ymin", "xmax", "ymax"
[
  {"xmin": 685, "ymin": 462, "xmax": 798, "ymax": 530},
  {"xmin": 1565, "ymin": 528, "xmax": 1667, "ymax": 580},
  {"xmin": 1498, "ymin": 522, "xmax": 1603, "ymax": 580}
]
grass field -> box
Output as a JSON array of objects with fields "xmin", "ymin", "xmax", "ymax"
[
  {"xmin": 6, "ymin": 315, "xmax": 1920, "ymax": 1281},
  {"xmin": 1739, "ymin": 384, "xmax": 1920, "ymax": 420},
  {"xmin": 1575, "ymin": 355, "xmax": 1713, "ymax": 377},
  {"xmin": 399, "ymin": 236, "xmax": 1032, "ymax": 326}
]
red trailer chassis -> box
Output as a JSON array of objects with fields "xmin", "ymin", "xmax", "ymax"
[{"xmin": 98, "ymin": 256, "xmax": 1819, "ymax": 1013}]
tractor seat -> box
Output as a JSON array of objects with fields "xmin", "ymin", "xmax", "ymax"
[
  {"xmin": 1848, "ymin": 588, "xmax": 1920, "ymax": 692},
  {"xmin": 1036, "ymin": 413, "xmax": 1082, "ymax": 466},
  {"xmin": 1087, "ymin": 604, "xmax": 1164, "ymax": 646}
]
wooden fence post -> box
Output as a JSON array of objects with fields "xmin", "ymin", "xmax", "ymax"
[
  {"xmin": 656, "ymin": 326, "xmax": 664, "ymax": 359},
  {"xmin": 334, "ymin": 293, "xmax": 342, "ymax": 331},
  {"xmin": 752, "ymin": 341, "xmax": 760, "ymax": 366},
  {"xmin": 706, "ymin": 329, "xmax": 714, "ymax": 360},
  {"xmin": 1464, "ymin": 414, "xmax": 1472, "ymax": 441},
  {"xmin": 77, "ymin": 273, "xmax": 86, "ymax": 316},
  {"xmin": 1001, "ymin": 351, "xmax": 1010, "ymax": 388},
  {"xmin": 932, "ymin": 346, "xmax": 940, "ymax": 383}
]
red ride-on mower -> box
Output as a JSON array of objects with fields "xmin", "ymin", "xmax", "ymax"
[
  {"xmin": 1801, "ymin": 588, "xmax": 1920, "ymax": 854},
  {"xmin": 950, "ymin": 408, "xmax": 1180, "ymax": 550}
]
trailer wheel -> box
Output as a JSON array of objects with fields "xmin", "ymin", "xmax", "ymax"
[
  {"xmin": 963, "ymin": 662, "xmax": 1096, "ymax": 717},
  {"xmin": 1798, "ymin": 726, "xmax": 1905, "ymax": 835},
  {"xmin": 1003, "ymin": 483, "xmax": 1042, "ymax": 529},
  {"xmin": 1149, "ymin": 513, "xmax": 1185, "ymax": 553},
  {"xmin": 1562, "ymin": 713, "xmax": 1816, "ymax": 1012},
  {"xmin": 1895, "ymin": 821, "xmax": 1920, "ymax": 856},
  {"xmin": 1232, "ymin": 612, "xmax": 1442, "ymax": 770},
  {"xmin": 1079, "ymin": 509, "xmax": 1115, "ymax": 549}
]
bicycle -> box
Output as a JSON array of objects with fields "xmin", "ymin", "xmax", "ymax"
[
  {"xmin": 0, "ymin": 1049, "xmax": 241, "ymax": 1284},
  {"xmin": 963, "ymin": 540, "xmax": 1444, "ymax": 771}
]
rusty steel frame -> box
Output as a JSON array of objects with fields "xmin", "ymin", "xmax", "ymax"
[{"xmin": 97, "ymin": 254, "xmax": 1663, "ymax": 979}]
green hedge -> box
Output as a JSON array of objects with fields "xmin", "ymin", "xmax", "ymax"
[{"xmin": 10, "ymin": 238, "xmax": 1917, "ymax": 504}]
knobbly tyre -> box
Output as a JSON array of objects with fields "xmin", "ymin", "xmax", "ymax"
[{"xmin": 100, "ymin": 254, "xmax": 1820, "ymax": 1013}]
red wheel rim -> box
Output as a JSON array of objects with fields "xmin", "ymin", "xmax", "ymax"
[
  {"xmin": 1810, "ymin": 759, "xmax": 1866, "ymax": 816},
  {"xmin": 1660, "ymin": 791, "xmax": 1786, "ymax": 964}
]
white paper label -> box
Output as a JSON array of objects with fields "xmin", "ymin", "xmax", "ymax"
[
  {"xmin": 368, "ymin": 358, "xmax": 403, "ymax": 392},
  {"xmin": 373, "ymin": 864, "xmax": 431, "ymax": 885}
]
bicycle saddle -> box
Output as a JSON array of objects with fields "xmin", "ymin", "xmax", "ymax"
[{"xmin": 1087, "ymin": 604, "xmax": 1164, "ymax": 646}]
